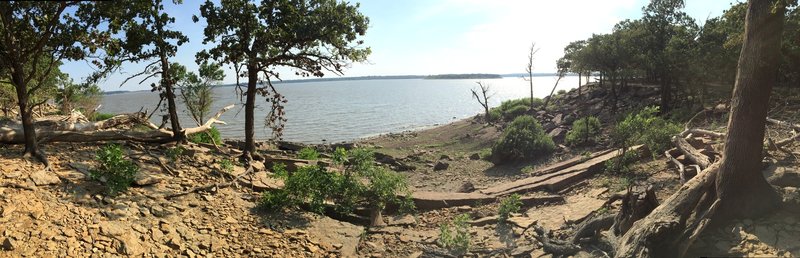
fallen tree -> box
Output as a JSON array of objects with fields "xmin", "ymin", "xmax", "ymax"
[{"xmin": 0, "ymin": 105, "xmax": 234, "ymax": 144}]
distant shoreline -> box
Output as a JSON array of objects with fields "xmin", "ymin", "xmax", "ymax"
[{"xmin": 103, "ymin": 73, "xmax": 582, "ymax": 95}]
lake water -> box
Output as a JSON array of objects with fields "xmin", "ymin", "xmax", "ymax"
[{"xmin": 101, "ymin": 76, "xmax": 581, "ymax": 143}]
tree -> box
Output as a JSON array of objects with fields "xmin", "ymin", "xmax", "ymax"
[
  {"xmin": 470, "ymin": 82, "xmax": 492, "ymax": 122},
  {"xmin": 56, "ymin": 79, "xmax": 102, "ymax": 117},
  {"xmin": 542, "ymin": 58, "xmax": 568, "ymax": 110},
  {"xmin": 107, "ymin": 0, "xmax": 190, "ymax": 142},
  {"xmin": 714, "ymin": 0, "xmax": 787, "ymax": 220},
  {"xmin": 0, "ymin": 2, "xmax": 114, "ymax": 160},
  {"xmin": 196, "ymin": 0, "xmax": 370, "ymax": 160},
  {"xmin": 179, "ymin": 62, "xmax": 225, "ymax": 126},
  {"xmin": 560, "ymin": 40, "xmax": 587, "ymax": 97},
  {"xmin": 523, "ymin": 43, "xmax": 539, "ymax": 109}
]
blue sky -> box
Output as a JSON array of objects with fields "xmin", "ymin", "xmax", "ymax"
[{"xmin": 61, "ymin": 0, "xmax": 741, "ymax": 91}]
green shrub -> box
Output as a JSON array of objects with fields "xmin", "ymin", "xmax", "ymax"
[
  {"xmin": 165, "ymin": 145, "xmax": 185, "ymax": 163},
  {"xmin": 90, "ymin": 143, "xmax": 139, "ymax": 196},
  {"xmin": 612, "ymin": 106, "xmax": 681, "ymax": 157},
  {"xmin": 479, "ymin": 148, "xmax": 492, "ymax": 160},
  {"xmin": 259, "ymin": 148, "xmax": 414, "ymax": 216},
  {"xmin": 498, "ymin": 194, "xmax": 522, "ymax": 223},
  {"xmin": 491, "ymin": 115, "xmax": 555, "ymax": 163},
  {"xmin": 607, "ymin": 106, "xmax": 681, "ymax": 173},
  {"xmin": 557, "ymin": 89, "xmax": 567, "ymax": 95},
  {"xmin": 298, "ymin": 147, "xmax": 320, "ymax": 160},
  {"xmin": 188, "ymin": 126, "xmax": 222, "ymax": 145},
  {"xmin": 566, "ymin": 116, "xmax": 602, "ymax": 146},
  {"xmin": 90, "ymin": 113, "xmax": 115, "ymax": 121},
  {"xmin": 219, "ymin": 158, "xmax": 234, "ymax": 173},
  {"xmin": 438, "ymin": 214, "xmax": 471, "ymax": 255},
  {"xmin": 489, "ymin": 98, "xmax": 542, "ymax": 122},
  {"xmin": 503, "ymin": 105, "xmax": 528, "ymax": 120}
]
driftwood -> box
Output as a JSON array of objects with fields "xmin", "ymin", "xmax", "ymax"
[
  {"xmin": 0, "ymin": 105, "xmax": 234, "ymax": 144},
  {"xmin": 611, "ymin": 185, "xmax": 659, "ymax": 236}
]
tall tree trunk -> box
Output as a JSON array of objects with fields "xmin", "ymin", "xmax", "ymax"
[
  {"xmin": 715, "ymin": 0, "xmax": 784, "ymax": 220},
  {"xmin": 160, "ymin": 56, "xmax": 183, "ymax": 142},
  {"xmin": 243, "ymin": 64, "xmax": 258, "ymax": 158},
  {"xmin": 12, "ymin": 69, "xmax": 37, "ymax": 156}
]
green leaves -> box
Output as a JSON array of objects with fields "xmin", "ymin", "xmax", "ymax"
[
  {"xmin": 492, "ymin": 115, "xmax": 555, "ymax": 164},
  {"xmin": 90, "ymin": 143, "xmax": 139, "ymax": 196}
]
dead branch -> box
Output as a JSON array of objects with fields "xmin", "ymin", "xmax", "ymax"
[
  {"xmin": 766, "ymin": 117, "xmax": 800, "ymax": 130},
  {"xmin": 672, "ymin": 136, "xmax": 712, "ymax": 169},
  {"xmin": 680, "ymin": 129, "xmax": 725, "ymax": 139},
  {"xmin": 165, "ymin": 165, "xmax": 254, "ymax": 199}
]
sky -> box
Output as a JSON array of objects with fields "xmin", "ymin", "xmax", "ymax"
[{"xmin": 60, "ymin": 0, "xmax": 742, "ymax": 91}]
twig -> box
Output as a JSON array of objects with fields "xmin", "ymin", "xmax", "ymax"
[{"xmin": 165, "ymin": 165, "xmax": 254, "ymax": 199}]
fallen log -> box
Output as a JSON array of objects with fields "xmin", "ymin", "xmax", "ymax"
[
  {"xmin": 0, "ymin": 105, "xmax": 234, "ymax": 144},
  {"xmin": 614, "ymin": 162, "xmax": 720, "ymax": 258},
  {"xmin": 672, "ymin": 136, "xmax": 712, "ymax": 169}
]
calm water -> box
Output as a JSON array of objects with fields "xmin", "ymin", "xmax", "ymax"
[{"xmin": 101, "ymin": 76, "xmax": 580, "ymax": 143}]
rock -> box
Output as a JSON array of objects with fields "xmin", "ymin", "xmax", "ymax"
[
  {"xmin": 469, "ymin": 216, "xmax": 498, "ymax": 226},
  {"xmin": 387, "ymin": 215, "xmax": 416, "ymax": 226},
  {"xmin": 457, "ymin": 182, "xmax": 475, "ymax": 193},
  {"xmin": 117, "ymin": 232, "xmax": 144, "ymax": 256},
  {"xmin": 433, "ymin": 161, "xmax": 449, "ymax": 171},
  {"xmin": 133, "ymin": 173, "xmax": 162, "ymax": 186},
  {"xmin": 277, "ymin": 141, "xmax": 308, "ymax": 151},
  {"xmin": 238, "ymin": 171, "xmax": 284, "ymax": 191},
  {"xmin": 30, "ymin": 170, "xmax": 60, "ymax": 186},
  {"xmin": 469, "ymin": 153, "xmax": 481, "ymax": 160},
  {"xmin": 439, "ymin": 155, "xmax": 452, "ymax": 161},
  {"xmin": 2, "ymin": 238, "xmax": 15, "ymax": 250},
  {"xmin": 542, "ymin": 122, "xmax": 557, "ymax": 132},
  {"xmin": 547, "ymin": 127, "xmax": 568, "ymax": 142},
  {"xmin": 552, "ymin": 113, "xmax": 564, "ymax": 125},
  {"xmin": 765, "ymin": 167, "xmax": 800, "ymax": 187},
  {"xmin": 100, "ymin": 221, "xmax": 126, "ymax": 237}
]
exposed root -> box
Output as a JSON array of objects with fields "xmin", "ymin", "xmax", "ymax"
[{"xmin": 165, "ymin": 165, "xmax": 254, "ymax": 199}]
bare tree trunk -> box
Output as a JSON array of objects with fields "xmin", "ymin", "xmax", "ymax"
[
  {"xmin": 159, "ymin": 51, "xmax": 183, "ymax": 143},
  {"xmin": 243, "ymin": 64, "xmax": 258, "ymax": 158},
  {"xmin": 715, "ymin": 0, "xmax": 784, "ymax": 220}
]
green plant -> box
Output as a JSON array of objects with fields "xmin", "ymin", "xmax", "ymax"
[
  {"xmin": 90, "ymin": 143, "xmax": 139, "ymax": 196},
  {"xmin": 479, "ymin": 148, "xmax": 492, "ymax": 160},
  {"xmin": 521, "ymin": 165, "xmax": 534, "ymax": 174},
  {"xmin": 489, "ymin": 98, "xmax": 542, "ymax": 122},
  {"xmin": 298, "ymin": 147, "xmax": 320, "ymax": 160},
  {"xmin": 165, "ymin": 145, "xmax": 186, "ymax": 163},
  {"xmin": 219, "ymin": 158, "xmax": 234, "ymax": 173},
  {"xmin": 498, "ymin": 194, "xmax": 522, "ymax": 223},
  {"xmin": 491, "ymin": 115, "xmax": 555, "ymax": 164},
  {"xmin": 259, "ymin": 148, "xmax": 414, "ymax": 219},
  {"xmin": 90, "ymin": 113, "xmax": 115, "ymax": 121},
  {"xmin": 438, "ymin": 214, "xmax": 471, "ymax": 255},
  {"xmin": 608, "ymin": 106, "xmax": 681, "ymax": 173},
  {"xmin": 271, "ymin": 162, "xmax": 289, "ymax": 179},
  {"xmin": 557, "ymin": 89, "xmax": 567, "ymax": 95},
  {"xmin": 188, "ymin": 126, "xmax": 222, "ymax": 145},
  {"xmin": 332, "ymin": 147, "xmax": 348, "ymax": 166},
  {"xmin": 503, "ymin": 105, "xmax": 528, "ymax": 120},
  {"xmin": 566, "ymin": 116, "xmax": 602, "ymax": 146}
]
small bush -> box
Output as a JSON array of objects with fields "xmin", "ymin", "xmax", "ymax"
[
  {"xmin": 503, "ymin": 105, "xmax": 528, "ymax": 120},
  {"xmin": 566, "ymin": 116, "xmax": 602, "ymax": 146},
  {"xmin": 90, "ymin": 143, "xmax": 139, "ymax": 196},
  {"xmin": 479, "ymin": 148, "xmax": 492, "ymax": 160},
  {"xmin": 612, "ymin": 106, "xmax": 681, "ymax": 157},
  {"xmin": 438, "ymin": 214, "xmax": 471, "ymax": 255},
  {"xmin": 557, "ymin": 89, "xmax": 567, "ymax": 95},
  {"xmin": 488, "ymin": 109, "xmax": 502, "ymax": 122},
  {"xmin": 498, "ymin": 194, "xmax": 522, "ymax": 223},
  {"xmin": 188, "ymin": 126, "xmax": 222, "ymax": 144},
  {"xmin": 91, "ymin": 113, "xmax": 115, "ymax": 121},
  {"xmin": 259, "ymin": 148, "xmax": 414, "ymax": 217},
  {"xmin": 165, "ymin": 145, "xmax": 185, "ymax": 163},
  {"xmin": 491, "ymin": 115, "xmax": 555, "ymax": 163},
  {"xmin": 298, "ymin": 147, "xmax": 320, "ymax": 160},
  {"xmin": 219, "ymin": 158, "xmax": 234, "ymax": 173}
]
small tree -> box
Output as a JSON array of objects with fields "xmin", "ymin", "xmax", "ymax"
[
  {"xmin": 542, "ymin": 59, "xmax": 569, "ymax": 110},
  {"xmin": 523, "ymin": 42, "xmax": 539, "ymax": 109},
  {"xmin": 178, "ymin": 62, "xmax": 225, "ymax": 126},
  {"xmin": 492, "ymin": 115, "xmax": 555, "ymax": 163},
  {"xmin": 470, "ymin": 81, "xmax": 493, "ymax": 122},
  {"xmin": 566, "ymin": 116, "xmax": 601, "ymax": 146},
  {"xmin": 56, "ymin": 80, "xmax": 102, "ymax": 117}
]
